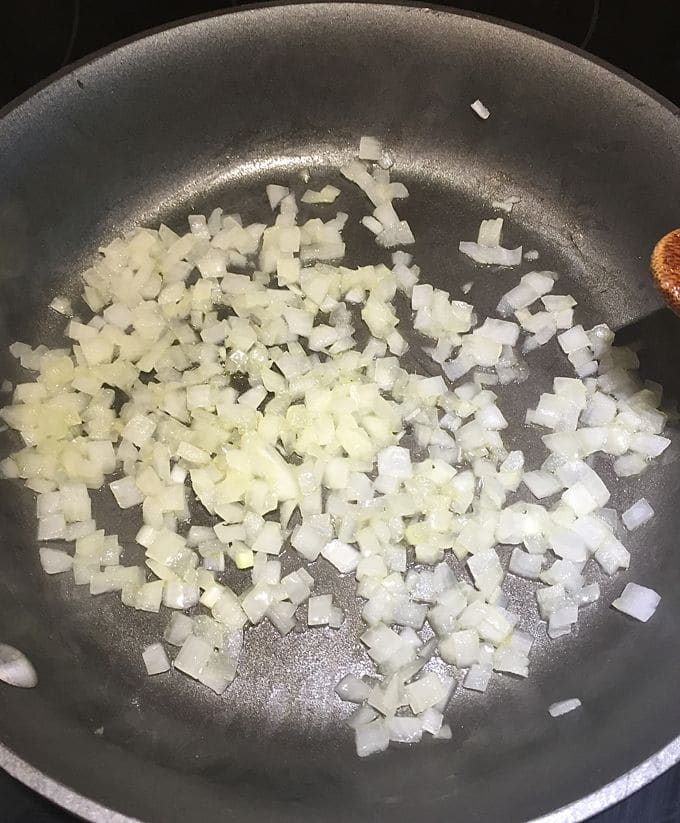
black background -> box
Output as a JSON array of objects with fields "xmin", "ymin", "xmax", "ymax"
[{"xmin": 1, "ymin": 1, "xmax": 679, "ymax": 821}]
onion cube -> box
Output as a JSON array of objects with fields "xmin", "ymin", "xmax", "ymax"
[
  {"xmin": 266, "ymin": 184, "xmax": 288, "ymax": 210},
  {"xmin": 109, "ymin": 477, "xmax": 143, "ymax": 509},
  {"xmin": 241, "ymin": 584, "xmax": 275, "ymax": 624},
  {"xmin": 405, "ymin": 673, "xmax": 449, "ymax": 714},
  {"xmin": 163, "ymin": 580, "xmax": 200, "ymax": 610},
  {"xmin": 174, "ymin": 634, "xmax": 212, "ymax": 679},
  {"xmin": 470, "ymin": 99, "xmax": 490, "ymax": 119},
  {"xmin": 251, "ymin": 521, "xmax": 283, "ymax": 555},
  {"xmin": 522, "ymin": 471, "xmax": 562, "ymax": 499},
  {"xmin": 612, "ymin": 582, "xmax": 661, "ymax": 622},
  {"xmin": 548, "ymin": 698, "xmax": 581, "ymax": 717},
  {"xmin": 321, "ymin": 539, "xmax": 360, "ymax": 574},
  {"xmin": 358, "ymin": 135, "xmax": 383, "ymax": 161},
  {"xmin": 142, "ymin": 643, "xmax": 170, "ymax": 676},
  {"xmin": 419, "ymin": 707, "xmax": 444, "ymax": 735},
  {"xmin": 622, "ymin": 498, "xmax": 654, "ymax": 531},
  {"xmin": 280, "ymin": 570, "xmax": 313, "ymax": 605},
  {"xmin": 308, "ymin": 594, "xmax": 333, "ymax": 626},
  {"xmin": 267, "ymin": 601, "xmax": 297, "ymax": 636},
  {"xmin": 37, "ymin": 514, "xmax": 67, "ymax": 541},
  {"xmin": 355, "ymin": 720, "xmax": 389, "ymax": 757},
  {"xmin": 36, "ymin": 491, "xmax": 62, "ymax": 519},
  {"xmin": 335, "ymin": 674, "xmax": 371, "ymax": 703},
  {"xmin": 387, "ymin": 716, "xmax": 423, "ymax": 744},
  {"xmin": 197, "ymin": 651, "xmax": 237, "ymax": 694},
  {"xmin": 435, "ymin": 724, "xmax": 453, "ymax": 740},
  {"xmin": 493, "ymin": 647, "xmax": 529, "ymax": 677},
  {"xmin": 347, "ymin": 706, "xmax": 379, "ymax": 729},
  {"xmin": 548, "ymin": 528, "xmax": 587, "ymax": 562},
  {"xmin": 122, "ymin": 414, "xmax": 156, "ymax": 447},
  {"xmin": 594, "ymin": 538, "xmax": 630, "ymax": 575},
  {"xmin": 212, "ymin": 589, "xmax": 248, "ymax": 629},
  {"xmin": 630, "ymin": 433, "xmax": 671, "ymax": 458},
  {"xmin": 291, "ymin": 521, "xmax": 327, "ymax": 561},
  {"xmin": 377, "ymin": 446, "xmax": 412, "ymax": 480},
  {"xmin": 439, "ymin": 630, "xmax": 480, "ymax": 667},
  {"xmin": 509, "ymin": 549, "xmax": 543, "ymax": 579},
  {"xmin": 463, "ymin": 662, "xmax": 491, "ymax": 692},
  {"xmin": 477, "ymin": 218, "xmax": 503, "ymax": 248},
  {"xmin": 557, "ymin": 325, "xmax": 590, "ymax": 354},
  {"xmin": 39, "ymin": 547, "xmax": 73, "ymax": 574},
  {"xmin": 467, "ymin": 551, "xmax": 503, "ymax": 596}
]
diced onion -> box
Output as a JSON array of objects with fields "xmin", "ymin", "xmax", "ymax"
[
  {"xmin": 142, "ymin": 643, "xmax": 171, "ymax": 675},
  {"xmin": 470, "ymin": 99, "xmax": 490, "ymax": 119},
  {"xmin": 612, "ymin": 582, "xmax": 661, "ymax": 622},
  {"xmin": 622, "ymin": 498, "xmax": 654, "ymax": 531},
  {"xmin": 548, "ymin": 698, "xmax": 581, "ymax": 717},
  {"xmin": 0, "ymin": 132, "xmax": 671, "ymax": 763}
]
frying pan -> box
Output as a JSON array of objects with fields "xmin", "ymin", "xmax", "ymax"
[{"xmin": 0, "ymin": 3, "xmax": 679, "ymax": 821}]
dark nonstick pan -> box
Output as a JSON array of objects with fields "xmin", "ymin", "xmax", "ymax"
[{"xmin": 1, "ymin": 4, "xmax": 680, "ymax": 821}]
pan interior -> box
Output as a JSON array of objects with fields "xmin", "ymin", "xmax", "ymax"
[{"xmin": 0, "ymin": 5, "xmax": 679, "ymax": 822}]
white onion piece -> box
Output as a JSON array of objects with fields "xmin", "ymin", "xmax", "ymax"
[
  {"xmin": 419, "ymin": 707, "xmax": 444, "ymax": 735},
  {"xmin": 0, "ymin": 645, "xmax": 38, "ymax": 689},
  {"xmin": 335, "ymin": 674, "xmax": 371, "ymax": 703},
  {"xmin": 459, "ymin": 242, "xmax": 522, "ymax": 266},
  {"xmin": 355, "ymin": 720, "xmax": 390, "ymax": 757},
  {"xmin": 463, "ymin": 664, "xmax": 492, "ymax": 692},
  {"xmin": 470, "ymin": 99, "xmax": 490, "ymax": 119},
  {"xmin": 266, "ymin": 185, "xmax": 289, "ymax": 210},
  {"xmin": 49, "ymin": 295, "xmax": 73, "ymax": 316},
  {"xmin": 491, "ymin": 195, "xmax": 520, "ymax": 213},
  {"xmin": 308, "ymin": 594, "xmax": 334, "ymax": 626},
  {"xmin": 301, "ymin": 185, "xmax": 340, "ymax": 204},
  {"xmin": 522, "ymin": 471, "xmax": 562, "ymax": 500},
  {"xmin": 405, "ymin": 673, "xmax": 450, "ymax": 714},
  {"xmin": 548, "ymin": 698, "xmax": 581, "ymax": 717},
  {"xmin": 477, "ymin": 218, "xmax": 503, "ymax": 247},
  {"xmin": 388, "ymin": 716, "xmax": 423, "ymax": 743},
  {"xmin": 321, "ymin": 539, "xmax": 361, "ymax": 573},
  {"xmin": 358, "ymin": 136, "xmax": 383, "ymax": 161},
  {"xmin": 163, "ymin": 614, "xmax": 194, "ymax": 646},
  {"xmin": 39, "ymin": 547, "xmax": 73, "ymax": 574},
  {"xmin": 612, "ymin": 582, "xmax": 661, "ymax": 622},
  {"xmin": 142, "ymin": 643, "xmax": 170, "ymax": 675},
  {"xmin": 509, "ymin": 549, "xmax": 543, "ymax": 579},
  {"xmin": 622, "ymin": 498, "xmax": 654, "ymax": 531},
  {"xmin": 347, "ymin": 705, "xmax": 379, "ymax": 729}
]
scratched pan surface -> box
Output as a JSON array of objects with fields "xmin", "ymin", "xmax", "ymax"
[{"xmin": 1, "ymin": 4, "xmax": 680, "ymax": 822}]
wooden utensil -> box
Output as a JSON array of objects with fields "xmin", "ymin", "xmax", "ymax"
[{"xmin": 651, "ymin": 229, "xmax": 680, "ymax": 314}]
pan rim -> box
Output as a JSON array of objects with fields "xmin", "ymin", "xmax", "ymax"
[
  {"xmin": 1, "ymin": 3, "xmax": 679, "ymax": 821},
  {"xmin": 1, "ymin": 0, "xmax": 678, "ymax": 128}
]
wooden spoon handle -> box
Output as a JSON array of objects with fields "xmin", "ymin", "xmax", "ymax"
[{"xmin": 651, "ymin": 229, "xmax": 680, "ymax": 315}]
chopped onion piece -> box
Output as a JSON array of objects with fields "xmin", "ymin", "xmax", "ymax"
[
  {"xmin": 470, "ymin": 99, "xmax": 490, "ymax": 119},
  {"xmin": 459, "ymin": 242, "xmax": 522, "ymax": 266},
  {"xmin": 355, "ymin": 720, "xmax": 390, "ymax": 757},
  {"xmin": 335, "ymin": 674, "xmax": 370, "ymax": 703},
  {"xmin": 301, "ymin": 185, "xmax": 341, "ymax": 204},
  {"xmin": 358, "ymin": 135, "xmax": 383, "ymax": 161},
  {"xmin": 39, "ymin": 547, "xmax": 73, "ymax": 574},
  {"xmin": 548, "ymin": 698, "xmax": 581, "ymax": 717},
  {"xmin": 477, "ymin": 218, "xmax": 503, "ymax": 247},
  {"xmin": 142, "ymin": 643, "xmax": 170, "ymax": 675},
  {"xmin": 622, "ymin": 498, "xmax": 654, "ymax": 531},
  {"xmin": 612, "ymin": 582, "xmax": 661, "ymax": 622},
  {"xmin": 49, "ymin": 295, "xmax": 73, "ymax": 316}
]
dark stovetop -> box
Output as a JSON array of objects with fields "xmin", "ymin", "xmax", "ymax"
[{"xmin": 1, "ymin": 2, "xmax": 680, "ymax": 822}]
